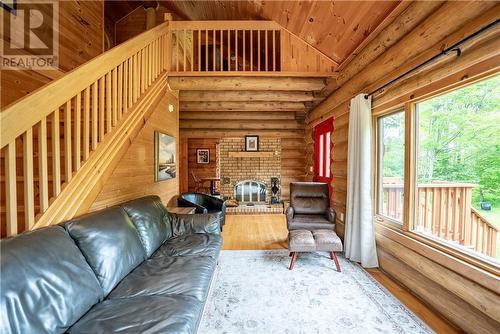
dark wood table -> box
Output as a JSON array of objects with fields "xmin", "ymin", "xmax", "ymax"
[{"xmin": 200, "ymin": 177, "xmax": 220, "ymax": 195}]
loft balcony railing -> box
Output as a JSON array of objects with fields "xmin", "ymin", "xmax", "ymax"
[
  {"xmin": 167, "ymin": 20, "xmax": 336, "ymax": 75},
  {"xmin": 382, "ymin": 182, "xmax": 498, "ymax": 258}
]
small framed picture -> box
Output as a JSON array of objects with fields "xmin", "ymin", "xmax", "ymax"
[
  {"xmin": 154, "ymin": 131, "xmax": 176, "ymax": 182},
  {"xmin": 197, "ymin": 149, "xmax": 210, "ymax": 164},
  {"xmin": 245, "ymin": 136, "xmax": 259, "ymax": 151}
]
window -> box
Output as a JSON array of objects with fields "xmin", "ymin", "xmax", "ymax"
[
  {"xmin": 414, "ymin": 75, "xmax": 499, "ymax": 261},
  {"xmin": 377, "ymin": 111, "xmax": 405, "ymax": 223}
]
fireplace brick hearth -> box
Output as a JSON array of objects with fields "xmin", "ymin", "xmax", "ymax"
[{"xmin": 219, "ymin": 138, "xmax": 281, "ymax": 202}]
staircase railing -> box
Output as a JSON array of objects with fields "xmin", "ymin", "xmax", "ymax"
[{"xmin": 1, "ymin": 22, "xmax": 170, "ymax": 237}]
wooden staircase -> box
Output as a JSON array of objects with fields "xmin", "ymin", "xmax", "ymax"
[
  {"xmin": 1, "ymin": 19, "xmax": 337, "ymax": 238},
  {"xmin": 1, "ymin": 22, "xmax": 170, "ymax": 237}
]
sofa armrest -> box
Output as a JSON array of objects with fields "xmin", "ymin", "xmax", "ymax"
[
  {"xmin": 165, "ymin": 213, "xmax": 221, "ymax": 237},
  {"xmin": 286, "ymin": 207, "xmax": 294, "ymax": 222},
  {"xmin": 177, "ymin": 197, "xmax": 208, "ymax": 214},
  {"xmin": 326, "ymin": 207, "xmax": 336, "ymax": 223}
]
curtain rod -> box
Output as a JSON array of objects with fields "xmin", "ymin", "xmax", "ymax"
[{"xmin": 363, "ymin": 19, "xmax": 500, "ymax": 100}]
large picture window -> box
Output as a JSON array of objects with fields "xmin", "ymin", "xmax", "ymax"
[
  {"xmin": 414, "ymin": 75, "xmax": 499, "ymax": 261},
  {"xmin": 377, "ymin": 111, "xmax": 405, "ymax": 223}
]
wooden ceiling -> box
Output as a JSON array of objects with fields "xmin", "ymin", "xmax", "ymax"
[{"xmin": 106, "ymin": 0, "xmax": 402, "ymax": 67}]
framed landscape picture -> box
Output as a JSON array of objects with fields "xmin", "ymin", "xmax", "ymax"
[
  {"xmin": 245, "ymin": 135, "xmax": 259, "ymax": 151},
  {"xmin": 154, "ymin": 131, "xmax": 176, "ymax": 181},
  {"xmin": 197, "ymin": 149, "xmax": 210, "ymax": 164}
]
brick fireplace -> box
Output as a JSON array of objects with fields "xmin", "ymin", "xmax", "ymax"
[{"xmin": 219, "ymin": 138, "xmax": 281, "ymax": 202}]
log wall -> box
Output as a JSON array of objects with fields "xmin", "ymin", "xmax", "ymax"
[
  {"xmin": 304, "ymin": 1, "xmax": 500, "ymax": 332},
  {"xmin": 179, "ymin": 110, "xmax": 306, "ymax": 200}
]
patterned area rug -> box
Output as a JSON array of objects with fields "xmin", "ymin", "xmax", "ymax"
[{"xmin": 199, "ymin": 250, "xmax": 433, "ymax": 334}]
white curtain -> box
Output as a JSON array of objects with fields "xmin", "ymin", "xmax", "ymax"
[{"xmin": 344, "ymin": 94, "xmax": 379, "ymax": 268}]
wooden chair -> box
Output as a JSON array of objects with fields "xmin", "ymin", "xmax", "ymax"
[{"xmin": 191, "ymin": 171, "xmax": 211, "ymax": 194}]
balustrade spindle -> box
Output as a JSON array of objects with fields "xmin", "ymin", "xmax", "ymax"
[
  {"xmin": 106, "ymin": 73, "xmax": 112, "ymax": 133},
  {"xmin": 258, "ymin": 30, "xmax": 261, "ymax": 71},
  {"xmin": 83, "ymin": 87, "xmax": 90, "ymax": 160},
  {"xmin": 213, "ymin": 30, "xmax": 216, "ymax": 71},
  {"xmin": 6, "ymin": 142, "xmax": 17, "ymax": 235},
  {"xmin": 64, "ymin": 101, "xmax": 72, "ymax": 182},
  {"xmin": 74, "ymin": 92, "xmax": 81, "ymax": 170},
  {"xmin": 118, "ymin": 64, "xmax": 123, "ymax": 119},
  {"xmin": 243, "ymin": 30, "xmax": 246, "ymax": 70},
  {"xmin": 91, "ymin": 80, "xmax": 99, "ymax": 150},
  {"xmin": 23, "ymin": 129, "xmax": 34, "ymax": 229},
  {"xmin": 38, "ymin": 118, "xmax": 49, "ymax": 213},
  {"xmin": 112, "ymin": 69, "xmax": 117, "ymax": 126},
  {"xmin": 52, "ymin": 110, "xmax": 61, "ymax": 196},
  {"xmin": 206, "ymin": 29, "xmax": 209, "ymax": 72}
]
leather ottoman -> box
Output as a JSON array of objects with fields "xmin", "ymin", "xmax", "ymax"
[{"xmin": 288, "ymin": 229, "xmax": 342, "ymax": 272}]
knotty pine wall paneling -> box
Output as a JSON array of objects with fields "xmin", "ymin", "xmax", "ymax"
[
  {"xmin": 90, "ymin": 89, "xmax": 179, "ymax": 210},
  {"xmin": 186, "ymin": 138, "xmax": 219, "ymax": 192},
  {"xmin": 1, "ymin": 1, "xmax": 104, "ymax": 108}
]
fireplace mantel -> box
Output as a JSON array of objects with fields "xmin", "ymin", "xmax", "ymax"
[{"xmin": 228, "ymin": 151, "xmax": 275, "ymax": 158}]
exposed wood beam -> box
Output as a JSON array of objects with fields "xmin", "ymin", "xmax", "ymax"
[
  {"xmin": 180, "ymin": 101, "xmax": 307, "ymax": 112},
  {"xmin": 180, "ymin": 129, "xmax": 305, "ymax": 139},
  {"xmin": 168, "ymin": 76, "xmax": 326, "ymax": 91},
  {"xmin": 180, "ymin": 111, "xmax": 297, "ymax": 120},
  {"xmin": 180, "ymin": 119, "xmax": 304, "ymax": 130},
  {"xmin": 168, "ymin": 72, "xmax": 336, "ymax": 78},
  {"xmin": 179, "ymin": 90, "xmax": 316, "ymax": 102}
]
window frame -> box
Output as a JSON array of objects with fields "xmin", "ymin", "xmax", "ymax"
[
  {"xmin": 373, "ymin": 72, "xmax": 500, "ymax": 274},
  {"xmin": 374, "ymin": 108, "xmax": 407, "ymax": 227}
]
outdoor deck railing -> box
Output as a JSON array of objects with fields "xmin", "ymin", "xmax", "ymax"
[{"xmin": 382, "ymin": 183, "xmax": 498, "ymax": 258}]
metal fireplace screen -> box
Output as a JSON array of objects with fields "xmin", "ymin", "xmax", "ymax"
[{"xmin": 234, "ymin": 180, "xmax": 266, "ymax": 203}]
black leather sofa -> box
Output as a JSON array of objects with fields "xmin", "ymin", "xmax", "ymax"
[
  {"xmin": 178, "ymin": 192, "xmax": 226, "ymax": 230},
  {"xmin": 1, "ymin": 195, "xmax": 222, "ymax": 334}
]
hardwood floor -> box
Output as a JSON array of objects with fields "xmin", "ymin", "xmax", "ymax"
[{"xmin": 222, "ymin": 214, "xmax": 460, "ymax": 334}]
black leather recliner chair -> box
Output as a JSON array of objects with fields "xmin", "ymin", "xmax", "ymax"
[
  {"xmin": 177, "ymin": 193, "xmax": 226, "ymax": 230},
  {"xmin": 286, "ymin": 182, "xmax": 336, "ymax": 231}
]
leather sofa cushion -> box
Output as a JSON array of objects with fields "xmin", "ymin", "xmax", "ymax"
[
  {"xmin": 120, "ymin": 195, "xmax": 171, "ymax": 257},
  {"xmin": 290, "ymin": 182, "xmax": 329, "ymax": 215},
  {"xmin": 152, "ymin": 233, "xmax": 222, "ymax": 259},
  {"xmin": 169, "ymin": 213, "xmax": 221, "ymax": 237},
  {"xmin": 288, "ymin": 214, "xmax": 335, "ymax": 231},
  {"xmin": 1, "ymin": 226, "xmax": 103, "ymax": 334},
  {"xmin": 68, "ymin": 295, "xmax": 202, "ymax": 334},
  {"xmin": 64, "ymin": 207, "xmax": 146, "ymax": 296},
  {"xmin": 108, "ymin": 256, "xmax": 216, "ymax": 301}
]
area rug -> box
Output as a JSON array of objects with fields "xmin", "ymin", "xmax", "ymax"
[{"xmin": 199, "ymin": 250, "xmax": 433, "ymax": 334}]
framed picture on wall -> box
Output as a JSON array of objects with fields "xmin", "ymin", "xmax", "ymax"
[
  {"xmin": 196, "ymin": 149, "xmax": 210, "ymax": 164},
  {"xmin": 154, "ymin": 131, "xmax": 176, "ymax": 181},
  {"xmin": 245, "ymin": 135, "xmax": 259, "ymax": 151}
]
